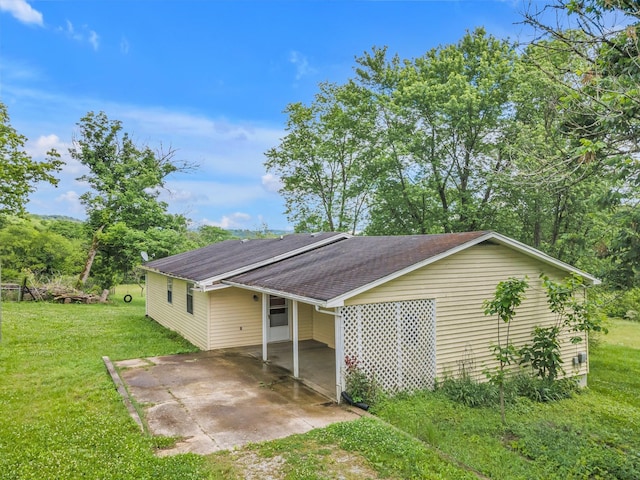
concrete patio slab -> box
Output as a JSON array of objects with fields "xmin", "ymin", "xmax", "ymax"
[{"xmin": 115, "ymin": 348, "xmax": 362, "ymax": 456}]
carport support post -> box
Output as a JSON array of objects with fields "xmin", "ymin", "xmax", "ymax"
[
  {"xmin": 262, "ymin": 293, "xmax": 268, "ymax": 362},
  {"xmin": 292, "ymin": 300, "xmax": 299, "ymax": 378},
  {"xmin": 335, "ymin": 307, "xmax": 344, "ymax": 402}
]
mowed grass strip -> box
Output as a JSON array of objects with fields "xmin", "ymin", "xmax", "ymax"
[{"xmin": 0, "ymin": 293, "xmax": 206, "ymax": 480}]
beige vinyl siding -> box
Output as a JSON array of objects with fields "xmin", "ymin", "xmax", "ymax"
[
  {"xmin": 297, "ymin": 302, "xmax": 313, "ymax": 341},
  {"xmin": 146, "ymin": 272, "xmax": 208, "ymax": 350},
  {"xmin": 208, "ymin": 291, "xmax": 315, "ymax": 349},
  {"xmin": 313, "ymin": 309, "xmax": 335, "ymax": 348},
  {"xmin": 209, "ymin": 287, "xmax": 263, "ymax": 349},
  {"xmin": 346, "ymin": 243, "xmax": 589, "ymax": 381}
]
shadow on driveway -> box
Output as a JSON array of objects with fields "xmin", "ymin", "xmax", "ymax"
[{"xmin": 114, "ymin": 348, "xmax": 362, "ymax": 456}]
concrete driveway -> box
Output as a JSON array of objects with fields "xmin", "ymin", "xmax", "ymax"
[{"xmin": 114, "ymin": 348, "xmax": 361, "ymax": 456}]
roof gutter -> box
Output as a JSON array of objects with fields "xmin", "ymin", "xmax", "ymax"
[
  {"xmin": 140, "ymin": 266, "xmax": 201, "ymax": 286},
  {"xmin": 314, "ymin": 305, "xmax": 340, "ymax": 316}
]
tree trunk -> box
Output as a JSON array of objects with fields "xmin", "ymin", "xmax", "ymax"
[
  {"xmin": 99, "ymin": 288, "xmax": 109, "ymax": 303},
  {"xmin": 76, "ymin": 225, "xmax": 105, "ymax": 288}
]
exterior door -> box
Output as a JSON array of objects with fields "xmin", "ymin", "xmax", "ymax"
[{"xmin": 268, "ymin": 295, "xmax": 290, "ymax": 342}]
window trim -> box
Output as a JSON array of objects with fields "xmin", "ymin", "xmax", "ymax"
[
  {"xmin": 167, "ymin": 278, "xmax": 173, "ymax": 304},
  {"xmin": 186, "ymin": 282, "xmax": 194, "ymax": 314}
]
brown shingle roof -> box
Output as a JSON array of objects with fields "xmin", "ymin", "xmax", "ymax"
[
  {"xmin": 143, "ymin": 232, "xmax": 347, "ymax": 282},
  {"xmin": 226, "ymin": 231, "xmax": 490, "ymax": 302}
]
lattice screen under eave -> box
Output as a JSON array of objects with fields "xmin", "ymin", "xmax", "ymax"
[{"xmin": 341, "ymin": 299, "xmax": 437, "ymax": 393}]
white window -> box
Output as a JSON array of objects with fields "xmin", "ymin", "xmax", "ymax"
[
  {"xmin": 269, "ymin": 295, "xmax": 288, "ymax": 327},
  {"xmin": 186, "ymin": 283, "xmax": 194, "ymax": 314}
]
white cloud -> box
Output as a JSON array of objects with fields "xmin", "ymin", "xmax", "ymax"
[
  {"xmin": 0, "ymin": 0, "xmax": 43, "ymax": 26},
  {"xmin": 88, "ymin": 30, "xmax": 99, "ymax": 51},
  {"xmin": 289, "ymin": 50, "xmax": 316, "ymax": 80},
  {"xmin": 55, "ymin": 190, "xmax": 84, "ymax": 215},
  {"xmin": 120, "ymin": 37, "xmax": 130, "ymax": 55},
  {"xmin": 161, "ymin": 180, "xmax": 267, "ymax": 207},
  {"xmin": 58, "ymin": 20, "xmax": 100, "ymax": 50},
  {"xmin": 261, "ymin": 173, "xmax": 282, "ymax": 193},
  {"xmin": 25, "ymin": 134, "xmax": 88, "ymax": 177},
  {"xmin": 205, "ymin": 212, "xmax": 252, "ymax": 229},
  {"xmin": 25, "ymin": 134, "xmax": 65, "ymax": 158},
  {"xmin": 63, "ymin": 20, "xmax": 82, "ymax": 41},
  {"xmin": 166, "ymin": 187, "xmax": 209, "ymax": 203}
]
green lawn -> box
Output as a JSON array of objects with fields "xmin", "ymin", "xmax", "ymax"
[
  {"xmin": 0, "ymin": 291, "xmax": 206, "ymax": 479},
  {"xmin": 2, "ymin": 292, "xmax": 639, "ymax": 479},
  {"xmin": 373, "ymin": 320, "xmax": 640, "ymax": 480}
]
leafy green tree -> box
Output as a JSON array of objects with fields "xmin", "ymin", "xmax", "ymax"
[
  {"xmin": 492, "ymin": 39, "xmax": 617, "ymax": 270},
  {"xmin": 69, "ymin": 111, "xmax": 193, "ymax": 291},
  {"xmin": 483, "ymin": 276, "xmax": 529, "ymax": 424},
  {"xmin": 523, "ymin": 1, "xmax": 640, "ymax": 155},
  {"xmin": 359, "ymin": 29, "xmax": 518, "ymax": 234},
  {"xmin": 0, "ymin": 103, "xmax": 63, "ymax": 217},
  {"xmin": 265, "ymin": 81, "xmax": 380, "ymax": 233},
  {"xmin": 40, "ymin": 216, "xmax": 86, "ymax": 241},
  {"xmin": 195, "ymin": 225, "xmax": 234, "ymax": 246},
  {"xmin": 522, "ymin": 1, "xmax": 640, "ymax": 285},
  {"xmin": 0, "ymin": 220, "xmax": 82, "ymax": 280}
]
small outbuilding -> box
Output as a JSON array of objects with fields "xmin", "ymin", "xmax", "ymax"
[{"xmin": 141, "ymin": 231, "xmax": 599, "ymax": 401}]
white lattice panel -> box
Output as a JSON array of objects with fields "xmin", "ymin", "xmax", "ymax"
[{"xmin": 341, "ymin": 299, "xmax": 436, "ymax": 393}]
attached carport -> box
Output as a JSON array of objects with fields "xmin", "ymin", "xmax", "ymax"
[
  {"xmin": 114, "ymin": 348, "xmax": 361, "ymax": 455},
  {"xmin": 246, "ymin": 339, "xmax": 336, "ymax": 399},
  {"xmin": 223, "ymin": 280, "xmax": 436, "ymax": 402}
]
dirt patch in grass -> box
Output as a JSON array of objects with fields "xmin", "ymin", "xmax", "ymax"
[
  {"xmin": 325, "ymin": 448, "xmax": 385, "ymax": 479},
  {"xmin": 228, "ymin": 444, "xmax": 385, "ymax": 480}
]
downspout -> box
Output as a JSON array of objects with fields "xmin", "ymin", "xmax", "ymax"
[{"xmin": 314, "ymin": 305, "xmax": 344, "ymax": 402}]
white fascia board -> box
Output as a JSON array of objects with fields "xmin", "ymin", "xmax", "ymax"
[
  {"xmin": 323, "ymin": 231, "xmax": 600, "ymax": 308},
  {"xmin": 201, "ymin": 283, "xmax": 231, "ymax": 292},
  {"xmin": 139, "ymin": 266, "xmax": 199, "ymax": 285},
  {"xmin": 221, "ymin": 280, "xmax": 327, "ymax": 307},
  {"xmin": 487, "ymin": 232, "xmax": 601, "ymax": 285},
  {"xmin": 197, "ymin": 233, "xmax": 352, "ymax": 287}
]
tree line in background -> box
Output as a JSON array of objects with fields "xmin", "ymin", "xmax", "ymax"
[
  {"xmin": 0, "ymin": 0, "xmax": 638, "ymax": 299},
  {"xmin": 267, "ymin": 1, "xmax": 640, "ymax": 291}
]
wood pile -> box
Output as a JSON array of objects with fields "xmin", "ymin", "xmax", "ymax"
[{"xmin": 1, "ymin": 283, "xmax": 103, "ymax": 303}]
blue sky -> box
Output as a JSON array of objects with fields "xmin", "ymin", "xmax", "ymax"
[{"xmin": 1, "ymin": 0, "xmax": 533, "ymax": 231}]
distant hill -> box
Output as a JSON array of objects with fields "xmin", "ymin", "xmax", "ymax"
[
  {"xmin": 30, "ymin": 214, "xmax": 83, "ymax": 223},
  {"xmin": 228, "ymin": 229, "xmax": 293, "ymax": 239},
  {"xmin": 26, "ymin": 215, "xmax": 293, "ymax": 237}
]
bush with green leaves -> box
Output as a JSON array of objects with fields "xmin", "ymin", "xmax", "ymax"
[
  {"xmin": 518, "ymin": 274, "xmax": 606, "ymax": 382},
  {"xmin": 343, "ymin": 355, "xmax": 383, "ymax": 406},
  {"xmin": 436, "ymin": 372, "xmax": 579, "ymax": 408},
  {"xmin": 519, "ymin": 325, "xmax": 563, "ymax": 381},
  {"xmin": 436, "ymin": 375, "xmax": 500, "ymax": 408},
  {"xmin": 510, "ymin": 374, "xmax": 579, "ymax": 403}
]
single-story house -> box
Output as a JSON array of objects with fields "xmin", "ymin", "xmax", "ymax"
[{"xmin": 141, "ymin": 231, "xmax": 600, "ymax": 401}]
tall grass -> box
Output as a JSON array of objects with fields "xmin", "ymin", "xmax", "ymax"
[{"xmin": 375, "ymin": 320, "xmax": 640, "ymax": 479}]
